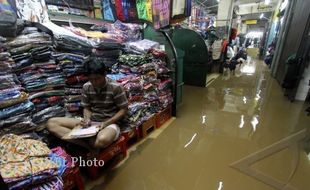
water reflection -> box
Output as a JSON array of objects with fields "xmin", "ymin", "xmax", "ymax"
[
  {"xmin": 240, "ymin": 64, "xmax": 256, "ymax": 75},
  {"xmin": 202, "ymin": 115, "xmax": 206, "ymax": 124},
  {"xmin": 184, "ymin": 133, "xmax": 197, "ymax": 148},
  {"xmin": 217, "ymin": 181, "xmax": 224, "ymax": 190},
  {"xmin": 251, "ymin": 115, "xmax": 259, "ymax": 132},
  {"xmin": 239, "ymin": 115, "xmax": 245, "ymax": 129}
]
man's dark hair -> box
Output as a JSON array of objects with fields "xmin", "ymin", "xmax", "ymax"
[{"xmin": 84, "ymin": 57, "xmax": 107, "ymax": 76}]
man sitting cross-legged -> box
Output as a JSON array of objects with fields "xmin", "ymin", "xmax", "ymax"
[{"xmin": 47, "ymin": 57, "xmax": 128, "ymax": 150}]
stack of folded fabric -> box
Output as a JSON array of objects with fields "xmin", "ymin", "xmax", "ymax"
[
  {"xmin": 149, "ymin": 51, "xmax": 173, "ymax": 111},
  {"xmin": 53, "ymin": 53, "xmax": 88, "ymax": 116},
  {"xmin": 127, "ymin": 102, "xmax": 150, "ymax": 128},
  {"xmin": 124, "ymin": 78, "xmax": 156, "ymax": 129},
  {"xmin": 110, "ymin": 49, "xmax": 173, "ymax": 130},
  {"xmin": 54, "ymin": 35, "xmax": 93, "ymax": 55},
  {"xmin": 121, "ymin": 75, "xmax": 145, "ymax": 103},
  {"xmin": 157, "ymin": 79, "xmax": 173, "ymax": 110},
  {"xmin": 0, "ymin": 36, "xmax": 36, "ymax": 136},
  {"xmin": 146, "ymin": 49, "xmax": 173, "ymax": 111},
  {"xmin": 0, "ymin": 134, "xmax": 65, "ymax": 190},
  {"xmin": 115, "ymin": 54, "xmax": 153, "ymax": 74},
  {"xmin": 29, "ymin": 90, "xmax": 66, "ymax": 125},
  {"xmin": 6, "ymin": 30, "xmax": 52, "ymax": 49},
  {"xmin": 92, "ymin": 42, "xmax": 124, "ymax": 73},
  {"xmin": 112, "ymin": 21, "xmax": 142, "ymax": 43},
  {"xmin": 98, "ymin": 21, "xmax": 142, "ymax": 43},
  {"xmin": 88, "ymin": 21, "xmax": 141, "ymax": 44},
  {"xmin": 106, "ymin": 74, "xmax": 148, "ymax": 130},
  {"xmin": 30, "ymin": 177, "xmax": 63, "ymax": 190},
  {"xmin": 141, "ymin": 75, "xmax": 161, "ymax": 113},
  {"xmin": 7, "ymin": 28, "xmax": 66, "ymax": 125}
]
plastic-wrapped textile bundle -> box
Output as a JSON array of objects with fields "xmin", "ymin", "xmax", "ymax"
[
  {"xmin": 158, "ymin": 90, "xmax": 173, "ymax": 109},
  {"xmin": 112, "ymin": 21, "xmax": 142, "ymax": 42},
  {"xmin": 118, "ymin": 54, "xmax": 153, "ymax": 67},
  {"xmin": 0, "ymin": 134, "xmax": 64, "ymax": 190},
  {"xmin": 54, "ymin": 35, "xmax": 93, "ymax": 54},
  {"xmin": 89, "ymin": 21, "xmax": 142, "ymax": 43},
  {"xmin": 127, "ymin": 39, "xmax": 159, "ymax": 53},
  {"xmin": 6, "ymin": 32, "xmax": 52, "ymax": 49},
  {"xmin": 126, "ymin": 102, "xmax": 154, "ymax": 128}
]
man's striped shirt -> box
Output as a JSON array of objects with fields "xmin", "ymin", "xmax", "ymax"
[{"xmin": 81, "ymin": 78, "xmax": 128, "ymax": 123}]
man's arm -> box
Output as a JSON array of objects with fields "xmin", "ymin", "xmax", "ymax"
[
  {"xmin": 83, "ymin": 107, "xmax": 92, "ymax": 121},
  {"xmin": 81, "ymin": 84, "xmax": 92, "ymax": 127},
  {"xmin": 100, "ymin": 107, "xmax": 128, "ymax": 130}
]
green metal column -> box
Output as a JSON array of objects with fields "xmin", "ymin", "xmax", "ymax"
[{"xmin": 170, "ymin": 28, "xmax": 210, "ymax": 87}]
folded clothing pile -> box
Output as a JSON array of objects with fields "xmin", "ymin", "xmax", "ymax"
[
  {"xmin": 141, "ymin": 75, "xmax": 160, "ymax": 112},
  {"xmin": 13, "ymin": 59, "xmax": 65, "ymax": 93},
  {"xmin": 126, "ymin": 102, "xmax": 151, "ymax": 128},
  {"xmin": 92, "ymin": 45, "xmax": 123, "ymax": 73},
  {"xmin": 28, "ymin": 147, "xmax": 79, "ymax": 190},
  {"xmin": 29, "ymin": 90, "xmax": 66, "ymax": 124},
  {"xmin": 114, "ymin": 54, "xmax": 153, "ymax": 74},
  {"xmin": 121, "ymin": 75, "xmax": 145, "ymax": 103},
  {"xmin": 7, "ymin": 28, "xmax": 66, "ymax": 125},
  {"xmin": 54, "ymin": 35, "xmax": 93, "ymax": 54},
  {"xmin": 108, "ymin": 51, "xmax": 173, "ymax": 130},
  {"xmin": 87, "ymin": 21, "xmax": 141, "ymax": 43},
  {"xmin": 0, "ymin": 37, "xmax": 37, "ymax": 136},
  {"xmin": 6, "ymin": 29, "xmax": 52, "ymax": 50},
  {"xmin": 156, "ymin": 78, "xmax": 173, "ymax": 110},
  {"xmin": 112, "ymin": 21, "xmax": 142, "ymax": 43},
  {"xmin": 29, "ymin": 177, "xmax": 63, "ymax": 190},
  {"xmin": 53, "ymin": 53, "xmax": 88, "ymax": 116},
  {"xmin": 0, "ymin": 134, "xmax": 64, "ymax": 190}
]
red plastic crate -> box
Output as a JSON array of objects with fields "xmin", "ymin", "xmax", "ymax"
[
  {"xmin": 155, "ymin": 105, "xmax": 172, "ymax": 128},
  {"xmin": 63, "ymin": 167, "xmax": 84, "ymax": 190},
  {"xmin": 86, "ymin": 136, "xmax": 127, "ymax": 179},
  {"xmin": 121, "ymin": 127, "xmax": 141, "ymax": 148},
  {"xmin": 141, "ymin": 115, "xmax": 156, "ymax": 138}
]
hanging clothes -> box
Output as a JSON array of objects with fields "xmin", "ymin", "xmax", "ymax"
[
  {"xmin": 185, "ymin": 0, "xmax": 192, "ymax": 17},
  {"xmin": 172, "ymin": 0, "xmax": 186, "ymax": 17},
  {"xmin": 152, "ymin": 0, "xmax": 170, "ymax": 29},
  {"xmin": 136, "ymin": 0, "xmax": 152, "ymax": 22},
  {"xmin": 127, "ymin": 0, "xmax": 138, "ymax": 21},
  {"xmin": 102, "ymin": 0, "xmax": 117, "ymax": 21},
  {"xmin": 115, "ymin": 0, "xmax": 126, "ymax": 21}
]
